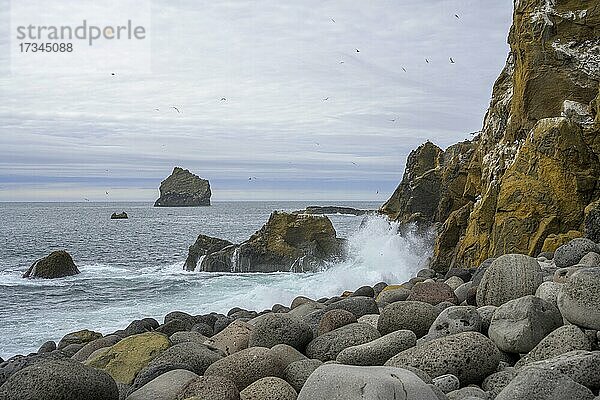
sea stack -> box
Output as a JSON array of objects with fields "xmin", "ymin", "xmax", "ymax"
[
  {"xmin": 154, "ymin": 167, "xmax": 211, "ymax": 207},
  {"xmin": 22, "ymin": 250, "xmax": 80, "ymax": 279}
]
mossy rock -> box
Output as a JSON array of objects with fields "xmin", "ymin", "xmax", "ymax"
[
  {"xmin": 85, "ymin": 332, "xmax": 170, "ymax": 384},
  {"xmin": 542, "ymin": 231, "xmax": 582, "ymax": 253},
  {"xmin": 22, "ymin": 250, "xmax": 80, "ymax": 279},
  {"xmin": 58, "ymin": 329, "xmax": 103, "ymax": 350}
]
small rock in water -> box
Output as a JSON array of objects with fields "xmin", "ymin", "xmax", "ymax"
[
  {"xmin": 22, "ymin": 250, "xmax": 80, "ymax": 279},
  {"xmin": 110, "ymin": 211, "xmax": 128, "ymax": 219}
]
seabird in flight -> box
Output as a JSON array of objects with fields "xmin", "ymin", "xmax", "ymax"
[{"xmin": 171, "ymin": 106, "xmax": 181, "ymax": 113}]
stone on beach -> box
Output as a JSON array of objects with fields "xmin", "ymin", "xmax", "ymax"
[
  {"xmin": 247, "ymin": 313, "xmax": 312, "ymax": 351},
  {"xmin": 557, "ymin": 267, "xmax": 600, "ymax": 330},
  {"xmin": 377, "ymin": 301, "xmax": 440, "ymax": 338},
  {"xmin": 239, "ymin": 377, "xmax": 297, "ymax": 400},
  {"xmin": 336, "ymin": 329, "xmax": 417, "ymax": 366},
  {"xmin": 305, "ymin": 323, "xmax": 381, "ymax": 361}
]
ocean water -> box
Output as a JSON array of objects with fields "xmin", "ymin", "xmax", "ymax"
[{"xmin": 0, "ymin": 201, "xmax": 431, "ymax": 359}]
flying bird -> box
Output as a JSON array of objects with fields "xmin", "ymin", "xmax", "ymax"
[
  {"xmin": 105, "ymin": 191, "xmax": 109, "ymax": 195},
  {"xmin": 402, "ymin": 67, "xmax": 407, "ymax": 72},
  {"xmin": 171, "ymin": 106, "xmax": 181, "ymax": 113},
  {"xmin": 455, "ymin": 14, "xmax": 460, "ymax": 19},
  {"xmin": 351, "ymin": 162, "xmax": 358, "ymax": 166},
  {"xmin": 331, "ymin": 18, "xmax": 336, "ymax": 23},
  {"xmin": 389, "ymin": 119, "xmax": 396, "ymax": 122},
  {"xmin": 322, "ymin": 97, "xmax": 329, "ymax": 101},
  {"xmin": 425, "ymin": 58, "xmax": 430, "ymax": 63},
  {"xmin": 450, "ymin": 57, "xmax": 455, "ymax": 64},
  {"xmin": 355, "ymin": 48, "xmax": 360, "ymax": 53},
  {"xmin": 220, "ymin": 97, "xmax": 227, "ymax": 101},
  {"xmin": 84, "ymin": 198, "xmax": 90, "ymax": 202},
  {"xmin": 154, "ymin": 108, "xmax": 160, "ymax": 112},
  {"xmin": 111, "ymin": 73, "xmax": 115, "ymax": 76},
  {"xmin": 339, "ymin": 61, "xmax": 345, "ymax": 64}
]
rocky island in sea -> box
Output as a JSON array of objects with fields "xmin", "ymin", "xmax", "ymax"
[
  {"xmin": 154, "ymin": 167, "xmax": 212, "ymax": 207},
  {"xmin": 1, "ymin": 1, "xmax": 600, "ymax": 400}
]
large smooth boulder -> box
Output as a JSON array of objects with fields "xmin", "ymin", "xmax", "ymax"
[
  {"xmin": 554, "ymin": 238, "xmax": 599, "ymax": 268},
  {"xmin": 154, "ymin": 167, "xmax": 211, "ymax": 207},
  {"xmin": 407, "ymin": 282, "xmax": 458, "ymax": 305},
  {"xmin": 324, "ymin": 296, "xmax": 379, "ymax": 319},
  {"xmin": 204, "ymin": 319, "xmax": 253, "ymax": 356},
  {"xmin": 239, "ymin": 377, "xmax": 297, "ymax": 400},
  {"xmin": 535, "ymin": 281, "xmax": 562, "ymax": 307},
  {"xmin": 126, "ymin": 369, "xmax": 198, "ymax": 400},
  {"xmin": 72, "ymin": 335, "xmax": 122, "ymax": 362},
  {"xmin": 496, "ymin": 367, "xmax": 595, "ymax": 400},
  {"xmin": 297, "ymin": 364, "xmax": 439, "ymax": 400},
  {"xmin": 305, "ymin": 323, "xmax": 380, "ymax": 362},
  {"xmin": 184, "ymin": 234, "xmax": 234, "ymax": 271},
  {"xmin": 204, "ymin": 347, "xmax": 282, "ymax": 391},
  {"xmin": 85, "ymin": 332, "xmax": 171, "ymax": 384},
  {"xmin": 0, "ymin": 359, "xmax": 118, "ymax": 400},
  {"xmin": 284, "ymin": 359, "xmax": 323, "ymax": 393},
  {"xmin": 248, "ymin": 313, "xmax": 312, "ymax": 351},
  {"xmin": 425, "ymin": 306, "xmax": 481, "ymax": 340},
  {"xmin": 202, "ymin": 212, "xmax": 344, "ymax": 272},
  {"xmin": 488, "ymin": 295, "xmax": 563, "ymax": 353},
  {"xmin": 336, "ymin": 330, "xmax": 416, "ymax": 366},
  {"xmin": 520, "ymin": 350, "xmax": 600, "ymax": 390},
  {"xmin": 22, "ymin": 250, "xmax": 80, "ymax": 279},
  {"xmin": 143, "ymin": 342, "xmax": 222, "ymax": 375},
  {"xmin": 385, "ymin": 332, "xmax": 500, "ymax": 385},
  {"xmin": 176, "ymin": 375, "xmax": 240, "ymax": 400},
  {"xmin": 57, "ymin": 329, "xmax": 102, "ymax": 350},
  {"xmin": 270, "ymin": 344, "xmax": 307, "ymax": 370},
  {"xmin": 557, "ymin": 267, "xmax": 600, "ymax": 330},
  {"xmin": 516, "ymin": 325, "xmax": 591, "ymax": 367},
  {"xmin": 476, "ymin": 254, "xmax": 543, "ymax": 306},
  {"xmin": 318, "ymin": 309, "xmax": 357, "ymax": 335},
  {"xmin": 0, "ymin": 353, "xmax": 67, "ymax": 386},
  {"xmin": 377, "ymin": 301, "xmax": 440, "ymax": 338}
]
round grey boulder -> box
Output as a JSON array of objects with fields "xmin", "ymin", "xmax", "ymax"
[
  {"xmin": 535, "ymin": 281, "xmax": 562, "ymax": 308},
  {"xmin": 426, "ymin": 306, "xmax": 481, "ymax": 340},
  {"xmin": 306, "ymin": 323, "xmax": 381, "ymax": 361},
  {"xmin": 519, "ymin": 350, "xmax": 600, "ymax": 390},
  {"xmin": 557, "ymin": 267, "xmax": 600, "ymax": 330},
  {"xmin": 385, "ymin": 331, "xmax": 500, "ymax": 385},
  {"xmin": 247, "ymin": 313, "xmax": 312, "ymax": 351},
  {"xmin": 554, "ymin": 238, "xmax": 599, "ymax": 268},
  {"xmin": 270, "ymin": 344, "xmax": 307, "ymax": 369},
  {"xmin": 476, "ymin": 254, "xmax": 543, "ymax": 306},
  {"xmin": 336, "ymin": 329, "xmax": 417, "ymax": 366},
  {"xmin": 126, "ymin": 369, "xmax": 198, "ymax": 400},
  {"xmin": 204, "ymin": 347, "xmax": 282, "ymax": 391},
  {"xmin": 176, "ymin": 375, "xmax": 240, "ymax": 400},
  {"xmin": 318, "ymin": 309, "xmax": 357, "ymax": 335},
  {"xmin": 432, "ymin": 374, "xmax": 460, "ymax": 394},
  {"xmin": 239, "ymin": 377, "xmax": 297, "ymax": 400},
  {"xmin": 515, "ymin": 325, "xmax": 591, "ymax": 367},
  {"xmin": 0, "ymin": 359, "xmax": 118, "ymax": 400},
  {"xmin": 324, "ymin": 296, "xmax": 379, "ymax": 319},
  {"xmin": 377, "ymin": 301, "xmax": 440, "ymax": 338},
  {"xmin": 482, "ymin": 369, "xmax": 516, "ymax": 398},
  {"xmin": 284, "ymin": 359, "xmax": 323, "ymax": 393},
  {"xmin": 579, "ymin": 252, "xmax": 600, "ymax": 267},
  {"xmin": 488, "ymin": 295, "xmax": 563, "ymax": 353},
  {"xmin": 72, "ymin": 335, "xmax": 122, "ymax": 362},
  {"xmin": 145, "ymin": 341, "xmax": 222, "ymax": 375},
  {"xmin": 297, "ymin": 364, "xmax": 440, "ymax": 400},
  {"xmin": 495, "ymin": 366, "xmax": 595, "ymax": 400},
  {"xmin": 375, "ymin": 287, "xmax": 411, "ymax": 304},
  {"xmin": 407, "ymin": 282, "xmax": 458, "ymax": 305}
]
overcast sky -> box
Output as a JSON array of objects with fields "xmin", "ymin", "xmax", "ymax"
[{"xmin": 0, "ymin": 0, "xmax": 513, "ymax": 202}]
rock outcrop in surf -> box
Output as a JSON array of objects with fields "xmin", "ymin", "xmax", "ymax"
[
  {"xmin": 154, "ymin": 167, "xmax": 211, "ymax": 207},
  {"xmin": 193, "ymin": 211, "xmax": 345, "ymax": 273},
  {"xmin": 22, "ymin": 250, "xmax": 80, "ymax": 279}
]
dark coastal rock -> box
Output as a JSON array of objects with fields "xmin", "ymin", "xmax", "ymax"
[
  {"xmin": 37, "ymin": 341, "xmax": 56, "ymax": 354},
  {"xmin": 184, "ymin": 234, "xmax": 234, "ymax": 271},
  {"xmin": 584, "ymin": 200, "xmax": 600, "ymax": 242},
  {"xmin": 336, "ymin": 329, "xmax": 417, "ymax": 366},
  {"xmin": 118, "ymin": 318, "xmax": 159, "ymax": 337},
  {"xmin": 269, "ymin": 344, "xmax": 307, "ymax": 370},
  {"xmin": 557, "ymin": 267, "xmax": 600, "ymax": 330},
  {"xmin": 385, "ymin": 331, "xmax": 500, "ymax": 385},
  {"xmin": 515, "ymin": 325, "xmax": 591, "ymax": 367},
  {"xmin": 323, "ymin": 296, "xmax": 379, "ymax": 319},
  {"xmin": 520, "ymin": 350, "xmax": 600, "ymax": 390},
  {"xmin": 143, "ymin": 342, "xmax": 222, "ymax": 376},
  {"xmin": 22, "ymin": 250, "xmax": 80, "ymax": 279},
  {"xmin": 476, "ymin": 254, "xmax": 543, "ymax": 306},
  {"xmin": 247, "ymin": 313, "xmax": 312, "ymax": 351},
  {"xmin": 126, "ymin": 369, "xmax": 198, "ymax": 400},
  {"xmin": 177, "ymin": 375, "xmax": 240, "ymax": 400},
  {"xmin": 350, "ymin": 285, "xmax": 375, "ymax": 298},
  {"xmin": 204, "ymin": 319, "xmax": 253, "ymax": 356},
  {"xmin": 128, "ymin": 362, "xmax": 189, "ymax": 395},
  {"xmin": 204, "ymin": 347, "xmax": 283, "ymax": 391},
  {"xmin": 239, "ymin": 376, "xmax": 298, "ymax": 400},
  {"xmin": 0, "ymin": 352, "xmax": 67, "ymax": 386},
  {"xmin": 72, "ymin": 335, "xmax": 122, "ymax": 362},
  {"xmin": 297, "ymin": 364, "xmax": 439, "ymax": 400},
  {"xmin": 191, "ymin": 322, "xmax": 214, "ymax": 337},
  {"xmin": 554, "ymin": 238, "xmax": 599, "ymax": 268},
  {"xmin": 296, "ymin": 206, "xmax": 371, "ymax": 216},
  {"xmin": 376, "ymin": 287, "xmax": 411, "ymax": 304},
  {"xmin": 377, "ymin": 301, "xmax": 440, "ymax": 338},
  {"xmin": 488, "ymin": 295, "xmax": 562, "ymax": 353},
  {"xmin": 154, "ymin": 167, "xmax": 211, "ymax": 207},
  {"xmin": 58, "ymin": 329, "xmax": 102, "ymax": 350},
  {"xmin": 495, "ymin": 367, "xmax": 595, "ymax": 400},
  {"xmin": 156, "ymin": 318, "xmax": 194, "ymax": 336},
  {"xmin": 318, "ymin": 309, "xmax": 357, "ymax": 335},
  {"xmin": 407, "ymin": 282, "xmax": 458, "ymax": 305},
  {"xmin": 0, "ymin": 359, "xmax": 118, "ymax": 400},
  {"xmin": 202, "ymin": 211, "xmax": 344, "ymax": 273},
  {"xmin": 305, "ymin": 323, "xmax": 381, "ymax": 361},
  {"xmin": 111, "ymin": 212, "xmax": 128, "ymax": 219},
  {"xmin": 169, "ymin": 331, "xmax": 209, "ymax": 346}
]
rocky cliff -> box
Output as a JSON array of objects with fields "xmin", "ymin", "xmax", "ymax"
[
  {"xmin": 154, "ymin": 167, "xmax": 211, "ymax": 207},
  {"xmin": 382, "ymin": 0, "xmax": 600, "ymax": 271}
]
